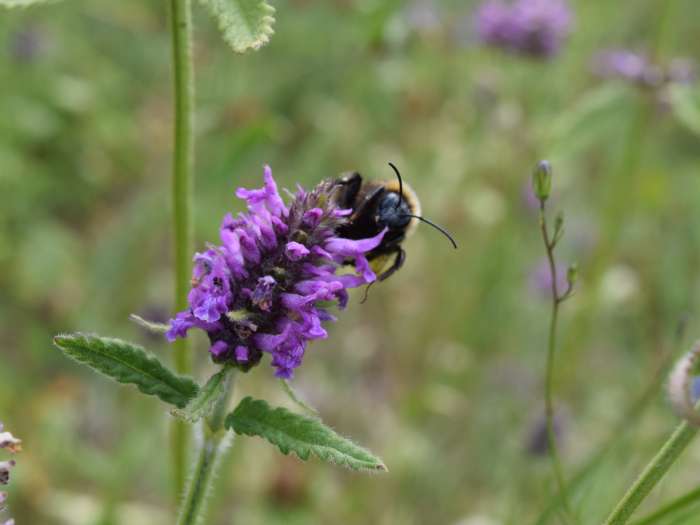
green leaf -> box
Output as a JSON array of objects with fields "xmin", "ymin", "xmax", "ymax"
[
  {"xmin": 0, "ymin": 0, "xmax": 59, "ymax": 7},
  {"xmin": 225, "ymin": 396, "xmax": 387, "ymax": 472},
  {"xmin": 53, "ymin": 333, "xmax": 199, "ymax": 408},
  {"xmin": 544, "ymin": 84, "xmax": 632, "ymax": 158},
  {"xmin": 172, "ymin": 367, "xmax": 233, "ymax": 422},
  {"xmin": 669, "ymin": 85, "xmax": 700, "ymax": 138},
  {"xmin": 199, "ymin": 0, "xmax": 275, "ymax": 53},
  {"xmin": 129, "ymin": 314, "xmax": 170, "ymax": 334}
]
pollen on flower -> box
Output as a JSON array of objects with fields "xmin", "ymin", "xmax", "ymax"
[{"xmin": 166, "ymin": 165, "xmax": 386, "ymax": 379}]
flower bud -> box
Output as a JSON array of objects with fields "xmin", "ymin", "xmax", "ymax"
[
  {"xmin": 532, "ymin": 160, "xmax": 552, "ymax": 202},
  {"xmin": 566, "ymin": 263, "xmax": 578, "ymax": 287},
  {"xmin": 554, "ymin": 212, "xmax": 564, "ymax": 234}
]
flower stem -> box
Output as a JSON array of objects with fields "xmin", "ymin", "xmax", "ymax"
[
  {"xmin": 631, "ymin": 485, "xmax": 700, "ymax": 525},
  {"xmin": 534, "ymin": 324, "xmax": 684, "ymax": 525},
  {"xmin": 603, "ymin": 421, "xmax": 698, "ymax": 525},
  {"xmin": 538, "ymin": 204, "xmax": 575, "ymax": 524},
  {"xmin": 177, "ymin": 370, "xmax": 236, "ymax": 525},
  {"xmin": 169, "ymin": 0, "xmax": 196, "ymax": 498}
]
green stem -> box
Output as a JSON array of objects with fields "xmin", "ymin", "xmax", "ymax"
[
  {"xmin": 177, "ymin": 370, "xmax": 236, "ymax": 525},
  {"xmin": 603, "ymin": 421, "xmax": 699, "ymax": 525},
  {"xmin": 534, "ymin": 320, "xmax": 687, "ymax": 525},
  {"xmin": 169, "ymin": 0, "xmax": 196, "ymax": 498},
  {"xmin": 539, "ymin": 205, "xmax": 575, "ymax": 524},
  {"xmin": 533, "ymin": 380, "xmax": 655, "ymax": 525},
  {"xmin": 631, "ymin": 485, "xmax": 700, "ymax": 525}
]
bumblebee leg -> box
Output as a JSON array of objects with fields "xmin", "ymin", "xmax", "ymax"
[
  {"xmin": 335, "ymin": 172, "xmax": 363, "ymax": 209},
  {"xmin": 377, "ymin": 247, "xmax": 406, "ymax": 282},
  {"xmin": 351, "ymin": 185, "xmax": 384, "ymax": 221},
  {"xmin": 360, "ymin": 248, "xmax": 406, "ymax": 303},
  {"xmin": 336, "ymin": 184, "xmax": 385, "ymax": 240}
]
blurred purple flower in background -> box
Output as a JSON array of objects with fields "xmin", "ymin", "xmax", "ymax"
[
  {"xmin": 474, "ymin": 0, "xmax": 573, "ymax": 59},
  {"xmin": 166, "ymin": 166, "xmax": 386, "ymax": 379},
  {"xmin": 667, "ymin": 58, "xmax": 697, "ymax": 84},
  {"xmin": 525, "ymin": 409, "xmax": 567, "ymax": 456},
  {"xmin": 692, "ymin": 376, "xmax": 700, "ymax": 403},
  {"xmin": 592, "ymin": 49, "xmax": 697, "ymax": 88},
  {"xmin": 9, "ymin": 25, "xmax": 45, "ymax": 63},
  {"xmin": 592, "ymin": 50, "xmax": 661, "ymax": 87},
  {"xmin": 529, "ymin": 258, "xmax": 567, "ymax": 299}
]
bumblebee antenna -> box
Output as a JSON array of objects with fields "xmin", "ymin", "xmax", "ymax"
[
  {"xmin": 388, "ymin": 162, "xmax": 403, "ymax": 210},
  {"xmin": 402, "ymin": 214, "xmax": 458, "ymax": 249}
]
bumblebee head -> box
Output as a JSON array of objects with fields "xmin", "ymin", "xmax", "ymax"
[
  {"xmin": 376, "ymin": 179, "xmax": 421, "ymax": 238},
  {"xmin": 383, "ymin": 163, "xmax": 457, "ymax": 249}
]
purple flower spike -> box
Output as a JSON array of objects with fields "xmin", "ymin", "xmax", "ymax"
[
  {"xmin": 474, "ymin": 0, "xmax": 573, "ymax": 59},
  {"xmin": 166, "ymin": 166, "xmax": 386, "ymax": 378}
]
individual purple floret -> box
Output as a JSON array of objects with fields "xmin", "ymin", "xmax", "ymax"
[
  {"xmin": 166, "ymin": 166, "xmax": 386, "ymax": 379},
  {"xmin": 474, "ymin": 0, "xmax": 573, "ymax": 59}
]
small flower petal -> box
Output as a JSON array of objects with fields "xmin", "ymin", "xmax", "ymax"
[
  {"xmin": 285, "ymin": 241, "xmax": 310, "ymax": 261},
  {"xmin": 325, "ymin": 227, "xmax": 387, "ymax": 257}
]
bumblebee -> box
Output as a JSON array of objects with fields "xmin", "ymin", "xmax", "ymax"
[{"xmin": 331, "ymin": 163, "xmax": 457, "ymax": 283}]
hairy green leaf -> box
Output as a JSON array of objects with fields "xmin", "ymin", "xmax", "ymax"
[
  {"xmin": 172, "ymin": 366, "xmax": 232, "ymax": 422},
  {"xmin": 53, "ymin": 333, "xmax": 199, "ymax": 408},
  {"xmin": 0, "ymin": 0, "xmax": 59, "ymax": 7},
  {"xmin": 199, "ymin": 0, "xmax": 275, "ymax": 53},
  {"xmin": 225, "ymin": 396, "xmax": 387, "ymax": 472}
]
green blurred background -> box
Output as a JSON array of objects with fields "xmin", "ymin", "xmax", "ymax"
[{"xmin": 2, "ymin": 0, "xmax": 700, "ymax": 523}]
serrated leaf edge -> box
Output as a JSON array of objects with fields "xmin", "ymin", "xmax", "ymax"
[
  {"xmin": 53, "ymin": 333, "xmax": 198, "ymax": 408},
  {"xmin": 225, "ymin": 397, "xmax": 387, "ymax": 472},
  {"xmin": 199, "ymin": 0, "xmax": 276, "ymax": 54}
]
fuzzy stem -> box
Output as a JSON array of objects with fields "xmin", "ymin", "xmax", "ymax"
[
  {"xmin": 169, "ymin": 0, "xmax": 196, "ymax": 499},
  {"xmin": 177, "ymin": 370, "xmax": 236, "ymax": 525},
  {"xmin": 603, "ymin": 421, "xmax": 698, "ymax": 525},
  {"xmin": 538, "ymin": 203, "xmax": 575, "ymax": 524}
]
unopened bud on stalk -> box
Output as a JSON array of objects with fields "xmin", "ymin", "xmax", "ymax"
[
  {"xmin": 566, "ymin": 263, "xmax": 578, "ymax": 287},
  {"xmin": 532, "ymin": 160, "xmax": 553, "ymax": 202},
  {"xmin": 554, "ymin": 212, "xmax": 564, "ymax": 235}
]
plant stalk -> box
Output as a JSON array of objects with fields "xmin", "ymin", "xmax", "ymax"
[
  {"xmin": 177, "ymin": 370, "xmax": 236, "ymax": 525},
  {"xmin": 603, "ymin": 421, "xmax": 698, "ymax": 525},
  {"xmin": 169, "ymin": 0, "xmax": 196, "ymax": 498},
  {"xmin": 539, "ymin": 204, "xmax": 575, "ymax": 524},
  {"xmin": 631, "ymin": 485, "xmax": 700, "ymax": 525}
]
